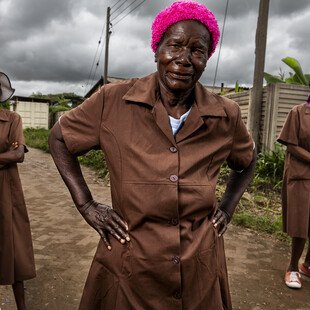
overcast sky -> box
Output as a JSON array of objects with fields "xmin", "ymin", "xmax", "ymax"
[{"xmin": 0, "ymin": 0, "xmax": 309, "ymax": 97}]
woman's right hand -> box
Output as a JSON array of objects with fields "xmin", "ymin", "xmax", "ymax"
[{"xmin": 78, "ymin": 200, "xmax": 130, "ymax": 250}]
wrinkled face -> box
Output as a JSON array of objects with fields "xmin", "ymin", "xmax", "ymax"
[{"xmin": 155, "ymin": 20, "xmax": 210, "ymax": 93}]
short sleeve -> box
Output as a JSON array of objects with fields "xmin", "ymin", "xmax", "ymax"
[
  {"xmin": 9, "ymin": 113, "xmax": 28, "ymax": 152},
  {"xmin": 60, "ymin": 86, "xmax": 104, "ymax": 155},
  {"xmin": 226, "ymin": 107, "xmax": 254, "ymax": 170},
  {"xmin": 277, "ymin": 107, "xmax": 299, "ymax": 146}
]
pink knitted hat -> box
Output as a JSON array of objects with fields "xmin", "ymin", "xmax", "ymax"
[{"xmin": 151, "ymin": 1, "xmax": 220, "ymax": 59}]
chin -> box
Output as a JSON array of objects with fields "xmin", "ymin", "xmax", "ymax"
[{"xmin": 165, "ymin": 77, "xmax": 195, "ymax": 93}]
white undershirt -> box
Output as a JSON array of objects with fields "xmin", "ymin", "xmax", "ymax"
[{"xmin": 168, "ymin": 108, "xmax": 191, "ymax": 136}]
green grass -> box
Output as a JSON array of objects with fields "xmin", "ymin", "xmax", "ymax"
[
  {"xmin": 217, "ymin": 178, "xmax": 285, "ymax": 240},
  {"xmin": 232, "ymin": 211, "xmax": 289, "ymax": 241},
  {"xmin": 24, "ymin": 128, "xmax": 50, "ymax": 152}
]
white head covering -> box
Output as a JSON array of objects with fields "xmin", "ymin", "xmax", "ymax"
[{"xmin": 0, "ymin": 72, "xmax": 15, "ymax": 102}]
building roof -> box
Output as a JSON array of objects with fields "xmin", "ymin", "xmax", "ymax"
[
  {"xmin": 11, "ymin": 95, "xmax": 51, "ymax": 104},
  {"xmin": 84, "ymin": 76, "xmax": 126, "ymax": 98}
]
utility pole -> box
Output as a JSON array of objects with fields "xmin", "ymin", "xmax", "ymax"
[
  {"xmin": 247, "ymin": 0, "xmax": 270, "ymax": 149},
  {"xmin": 103, "ymin": 7, "xmax": 111, "ymax": 85}
]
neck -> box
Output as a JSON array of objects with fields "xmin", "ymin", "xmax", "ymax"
[{"xmin": 158, "ymin": 80, "xmax": 194, "ymax": 118}]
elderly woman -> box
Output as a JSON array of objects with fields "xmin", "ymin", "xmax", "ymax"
[
  {"xmin": 278, "ymin": 95, "xmax": 310, "ymax": 289},
  {"xmin": 0, "ymin": 72, "xmax": 36, "ymax": 310},
  {"xmin": 49, "ymin": 1, "xmax": 255, "ymax": 309}
]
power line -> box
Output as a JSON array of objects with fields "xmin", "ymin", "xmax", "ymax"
[
  {"xmin": 88, "ymin": 39, "xmax": 106, "ymax": 95},
  {"xmin": 111, "ymin": 0, "xmax": 140, "ymax": 22},
  {"xmin": 111, "ymin": 0, "xmax": 124, "ymax": 9},
  {"xmin": 86, "ymin": 0, "xmax": 147, "ymax": 92},
  {"xmin": 112, "ymin": 0, "xmax": 147, "ymax": 27},
  {"xmin": 111, "ymin": 0, "xmax": 129, "ymax": 16},
  {"xmin": 212, "ymin": 0, "xmax": 229, "ymax": 90},
  {"xmin": 84, "ymin": 24, "xmax": 106, "ymax": 95}
]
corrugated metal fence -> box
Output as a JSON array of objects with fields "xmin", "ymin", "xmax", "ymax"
[{"xmin": 226, "ymin": 84, "xmax": 309, "ymax": 151}]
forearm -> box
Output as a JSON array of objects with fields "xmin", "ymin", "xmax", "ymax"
[
  {"xmin": 48, "ymin": 122, "xmax": 93, "ymax": 208},
  {"xmin": 287, "ymin": 144, "xmax": 310, "ymax": 164},
  {"xmin": 0, "ymin": 145, "xmax": 24, "ymax": 165},
  {"xmin": 219, "ymin": 150, "xmax": 256, "ymax": 218}
]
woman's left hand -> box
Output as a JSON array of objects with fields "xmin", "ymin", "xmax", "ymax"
[
  {"xmin": 10, "ymin": 142, "xmax": 19, "ymax": 150},
  {"xmin": 212, "ymin": 209, "xmax": 230, "ymax": 237}
]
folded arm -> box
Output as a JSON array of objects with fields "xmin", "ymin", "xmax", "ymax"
[{"xmin": 0, "ymin": 143, "xmax": 24, "ymax": 166}]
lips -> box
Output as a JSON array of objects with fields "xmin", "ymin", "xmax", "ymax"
[{"xmin": 168, "ymin": 71, "xmax": 193, "ymax": 80}]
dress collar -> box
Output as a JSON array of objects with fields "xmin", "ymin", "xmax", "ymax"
[{"xmin": 122, "ymin": 72, "xmax": 227, "ymax": 118}]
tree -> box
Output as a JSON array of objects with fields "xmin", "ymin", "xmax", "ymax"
[{"xmin": 31, "ymin": 92, "xmax": 83, "ymax": 107}]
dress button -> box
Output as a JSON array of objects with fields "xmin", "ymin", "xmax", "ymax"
[
  {"xmin": 169, "ymin": 146, "xmax": 177, "ymax": 153},
  {"xmin": 171, "ymin": 218, "xmax": 179, "ymax": 226},
  {"xmin": 172, "ymin": 256, "xmax": 180, "ymax": 264},
  {"xmin": 169, "ymin": 175, "xmax": 178, "ymax": 182},
  {"xmin": 173, "ymin": 290, "xmax": 182, "ymax": 299}
]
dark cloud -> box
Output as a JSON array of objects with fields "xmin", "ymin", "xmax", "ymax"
[
  {"xmin": 0, "ymin": 0, "xmax": 309, "ymax": 96},
  {"xmin": 270, "ymin": 0, "xmax": 310, "ymax": 16}
]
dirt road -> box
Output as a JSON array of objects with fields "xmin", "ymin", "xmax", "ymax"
[{"xmin": 0, "ymin": 148, "xmax": 309, "ymax": 309}]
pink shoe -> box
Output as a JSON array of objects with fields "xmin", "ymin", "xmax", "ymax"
[
  {"xmin": 299, "ymin": 263, "xmax": 310, "ymax": 277},
  {"xmin": 285, "ymin": 271, "xmax": 302, "ymax": 289}
]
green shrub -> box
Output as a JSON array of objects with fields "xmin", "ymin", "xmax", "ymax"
[
  {"xmin": 49, "ymin": 105, "xmax": 70, "ymax": 114},
  {"xmin": 78, "ymin": 150, "xmax": 109, "ymax": 180},
  {"xmin": 253, "ymin": 145, "xmax": 285, "ymax": 190}
]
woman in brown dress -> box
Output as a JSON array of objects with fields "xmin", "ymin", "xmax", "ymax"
[
  {"xmin": 278, "ymin": 94, "xmax": 310, "ymax": 289},
  {"xmin": 49, "ymin": 2, "xmax": 255, "ymax": 309},
  {"xmin": 0, "ymin": 72, "xmax": 36, "ymax": 309}
]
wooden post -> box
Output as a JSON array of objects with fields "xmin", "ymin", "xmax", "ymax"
[
  {"xmin": 103, "ymin": 7, "xmax": 111, "ymax": 85},
  {"xmin": 247, "ymin": 0, "xmax": 270, "ymax": 150}
]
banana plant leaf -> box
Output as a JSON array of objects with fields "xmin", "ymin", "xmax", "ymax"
[
  {"xmin": 281, "ymin": 57, "xmax": 308, "ymax": 86},
  {"xmin": 285, "ymin": 74, "xmax": 303, "ymax": 85},
  {"xmin": 263, "ymin": 72, "xmax": 285, "ymax": 84}
]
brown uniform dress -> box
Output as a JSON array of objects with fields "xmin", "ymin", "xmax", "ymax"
[
  {"xmin": 0, "ymin": 109, "xmax": 36, "ymax": 285},
  {"xmin": 60, "ymin": 73, "xmax": 253, "ymax": 310},
  {"xmin": 277, "ymin": 103, "xmax": 310, "ymax": 238}
]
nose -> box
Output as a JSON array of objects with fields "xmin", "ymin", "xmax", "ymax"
[{"xmin": 176, "ymin": 48, "xmax": 191, "ymax": 66}]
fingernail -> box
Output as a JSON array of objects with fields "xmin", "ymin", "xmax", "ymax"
[
  {"xmin": 214, "ymin": 223, "xmax": 217, "ymax": 228},
  {"xmin": 108, "ymin": 246, "xmax": 112, "ymax": 251},
  {"xmin": 121, "ymin": 239, "xmax": 125, "ymax": 244},
  {"xmin": 126, "ymin": 236, "xmax": 130, "ymax": 242}
]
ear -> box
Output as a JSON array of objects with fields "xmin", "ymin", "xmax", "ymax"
[{"xmin": 154, "ymin": 52, "xmax": 158, "ymax": 63}]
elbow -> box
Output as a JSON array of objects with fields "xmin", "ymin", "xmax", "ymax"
[
  {"xmin": 48, "ymin": 122, "xmax": 61, "ymax": 153},
  {"xmin": 15, "ymin": 149, "xmax": 25, "ymax": 163}
]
